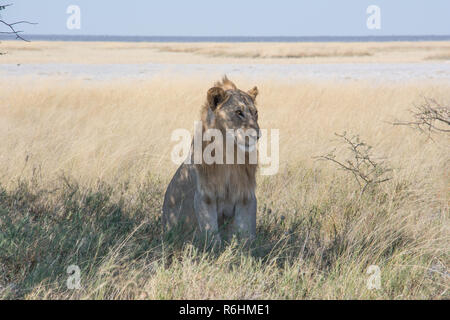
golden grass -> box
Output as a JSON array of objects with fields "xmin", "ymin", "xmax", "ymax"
[
  {"xmin": 1, "ymin": 41, "xmax": 450, "ymax": 64},
  {"xmin": 1, "ymin": 77, "xmax": 448, "ymax": 189},
  {"xmin": 0, "ymin": 76, "xmax": 449, "ymax": 299},
  {"xmin": 154, "ymin": 44, "xmax": 373, "ymax": 58},
  {"xmin": 425, "ymin": 53, "xmax": 450, "ymax": 61}
]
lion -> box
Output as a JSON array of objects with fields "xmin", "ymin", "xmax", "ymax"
[{"xmin": 162, "ymin": 76, "xmax": 261, "ymax": 242}]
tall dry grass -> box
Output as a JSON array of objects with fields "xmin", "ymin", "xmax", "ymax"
[{"xmin": 0, "ymin": 76, "xmax": 449, "ymax": 299}]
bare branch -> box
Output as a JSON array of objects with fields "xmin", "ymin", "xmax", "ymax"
[
  {"xmin": 0, "ymin": 19, "xmax": 36, "ymax": 42},
  {"xmin": 391, "ymin": 98, "xmax": 450, "ymax": 135},
  {"xmin": 0, "ymin": 3, "xmax": 37, "ymax": 42},
  {"xmin": 314, "ymin": 132, "xmax": 392, "ymax": 195},
  {"xmin": 0, "ymin": 4, "xmax": 13, "ymax": 11}
]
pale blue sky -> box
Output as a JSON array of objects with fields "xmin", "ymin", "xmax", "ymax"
[{"xmin": 3, "ymin": 0, "xmax": 450, "ymax": 36}]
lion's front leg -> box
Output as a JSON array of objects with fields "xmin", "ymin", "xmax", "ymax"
[
  {"xmin": 232, "ymin": 193, "xmax": 257, "ymax": 240},
  {"xmin": 194, "ymin": 190, "xmax": 221, "ymax": 243}
]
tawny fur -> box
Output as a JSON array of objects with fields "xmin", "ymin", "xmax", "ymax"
[{"xmin": 162, "ymin": 76, "xmax": 260, "ymax": 241}]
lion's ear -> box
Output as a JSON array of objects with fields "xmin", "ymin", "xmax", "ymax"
[
  {"xmin": 207, "ymin": 87, "xmax": 226, "ymax": 111},
  {"xmin": 248, "ymin": 86, "xmax": 258, "ymax": 100}
]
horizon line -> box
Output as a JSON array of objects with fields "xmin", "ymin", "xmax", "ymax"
[{"xmin": 2, "ymin": 34, "xmax": 450, "ymax": 43}]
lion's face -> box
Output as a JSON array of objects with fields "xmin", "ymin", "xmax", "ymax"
[{"xmin": 206, "ymin": 85, "xmax": 260, "ymax": 153}]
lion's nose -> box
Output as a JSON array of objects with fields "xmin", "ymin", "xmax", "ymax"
[
  {"xmin": 256, "ymin": 128, "xmax": 261, "ymax": 140},
  {"xmin": 247, "ymin": 128, "xmax": 260, "ymax": 141},
  {"xmin": 248, "ymin": 121, "xmax": 261, "ymax": 140},
  {"xmin": 252, "ymin": 127, "xmax": 261, "ymax": 140}
]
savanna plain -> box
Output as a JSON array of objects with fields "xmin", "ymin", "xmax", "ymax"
[{"xmin": 0, "ymin": 41, "xmax": 449, "ymax": 299}]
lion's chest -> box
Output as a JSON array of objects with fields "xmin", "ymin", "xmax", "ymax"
[
  {"xmin": 216, "ymin": 179, "xmax": 253, "ymax": 220},
  {"xmin": 217, "ymin": 200, "xmax": 235, "ymax": 219},
  {"xmin": 214, "ymin": 180, "xmax": 238, "ymax": 219},
  {"xmin": 195, "ymin": 164, "xmax": 256, "ymax": 219}
]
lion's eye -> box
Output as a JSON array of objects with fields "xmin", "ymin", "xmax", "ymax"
[{"xmin": 235, "ymin": 110, "xmax": 245, "ymax": 118}]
